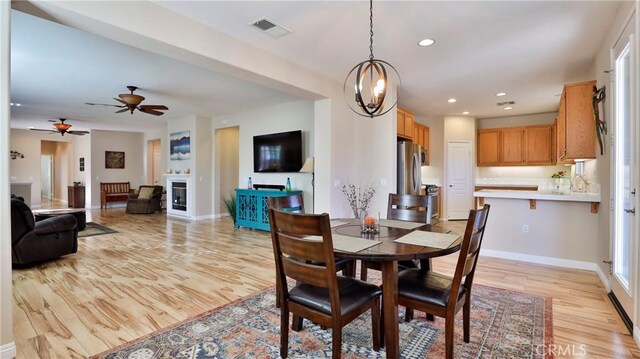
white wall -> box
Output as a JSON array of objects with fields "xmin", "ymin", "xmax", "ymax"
[
  {"xmin": 9, "ymin": 129, "xmax": 74, "ymax": 207},
  {"xmin": 215, "ymin": 126, "xmax": 239, "ymax": 215},
  {"xmin": 72, "ymin": 134, "xmax": 91, "ymax": 206},
  {"xmin": 213, "ymin": 100, "xmax": 315, "ymax": 212},
  {"xmin": 443, "ymin": 116, "xmax": 477, "ymax": 218},
  {"xmin": 90, "ymin": 130, "xmax": 144, "ymax": 208},
  {"xmin": 481, "ymin": 198, "xmax": 598, "ymax": 264},
  {"xmin": 477, "ymin": 112, "xmax": 557, "ymax": 129},
  {"xmin": 1, "ymin": 1, "xmax": 14, "ymax": 355}
]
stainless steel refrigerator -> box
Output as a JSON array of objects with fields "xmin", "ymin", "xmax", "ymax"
[{"xmin": 397, "ymin": 142, "xmax": 422, "ymax": 195}]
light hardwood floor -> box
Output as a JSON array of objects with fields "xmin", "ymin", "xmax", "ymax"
[{"xmin": 12, "ymin": 208, "xmax": 640, "ymax": 358}]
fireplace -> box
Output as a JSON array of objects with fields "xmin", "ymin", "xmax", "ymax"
[
  {"xmin": 165, "ymin": 174, "xmax": 194, "ymax": 219},
  {"xmin": 172, "ymin": 181, "xmax": 187, "ymax": 211}
]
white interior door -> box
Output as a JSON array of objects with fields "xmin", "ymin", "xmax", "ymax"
[
  {"xmin": 446, "ymin": 141, "xmax": 472, "ymax": 220},
  {"xmin": 40, "ymin": 155, "xmax": 53, "ymax": 200},
  {"xmin": 610, "ymin": 18, "xmax": 637, "ymax": 318}
]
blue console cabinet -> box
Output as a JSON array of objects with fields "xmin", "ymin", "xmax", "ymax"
[{"xmin": 235, "ymin": 189, "xmax": 303, "ymax": 231}]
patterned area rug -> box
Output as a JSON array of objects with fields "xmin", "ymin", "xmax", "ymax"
[
  {"xmin": 79, "ymin": 222, "xmax": 117, "ymax": 238},
  {"xmin": 92, "ymin": 282, "xmax": 553, "ymax": 359}
]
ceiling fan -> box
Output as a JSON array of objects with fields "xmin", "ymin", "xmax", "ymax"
[
  {"xmin": 85, "ymin": 86, "xmax": 169, "ymax": 116},
  {"xmin": 30, "ymin": 118, "xmax": 90, "ymax": 136}
]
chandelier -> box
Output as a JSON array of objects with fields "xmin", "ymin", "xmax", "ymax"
[{"xmin": 344, "ymin": 0, "xmax": 400, "ymax": 118}]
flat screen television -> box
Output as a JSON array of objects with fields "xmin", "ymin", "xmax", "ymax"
[{"xmin": 253, "ymin": 130, "xmax": 303, "ymax": 173}]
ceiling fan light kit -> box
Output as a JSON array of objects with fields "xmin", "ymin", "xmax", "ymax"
[
  {"xmin": 29, "ymin": 118, "xmax": 90, "ymax": 136},
  {"xmin": 344, "ymin": 0, "xmax": 400, "ymax": 118},
  {"xmin": 85, "ymin": 85, "xmax": 168, "ymax": 116}
]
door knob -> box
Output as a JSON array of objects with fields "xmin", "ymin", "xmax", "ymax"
[
  {"xmin": 624, "ymin": 208, "xmax": 636, "ymax": 214},
  {"xmin": 449, "ymin": 185, "xmax": 453, "ymax": 187}
]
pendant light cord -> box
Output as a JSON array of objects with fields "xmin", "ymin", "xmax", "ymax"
[{"xmin": 369, "ymin": 0, "xmax": 374, "ymax": 60}]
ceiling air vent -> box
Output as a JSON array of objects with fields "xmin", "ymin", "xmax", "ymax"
[
  {"xmin": 249, "ymin": 17, "xmax": 292, "ymax": 38},
  {"xmin": 497, "ymin": 101, "xmax": 515, "ymax": 106}
]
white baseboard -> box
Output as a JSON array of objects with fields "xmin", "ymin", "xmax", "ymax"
[
  {"xmin": 0, "ymin": 342, "xmax": 16, "ymax": 359},
  {"xmin": 634, "ymin": 325, "xmax": 640, "ymax": 349},
  {"xmin": 480, "ymin": 249, "xmax": 597, "ymax": 271},
  {"xmin": 595, "ymin": 264, "xmax": 611, "ymax": 292},
  {"xmin": 195, "ymin": 214, "xmax": 218, "ymax": 220}
]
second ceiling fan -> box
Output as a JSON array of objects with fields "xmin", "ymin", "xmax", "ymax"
[{"xmin": 85, "ymin": 86, "xmax": 169, "ymax": 116}]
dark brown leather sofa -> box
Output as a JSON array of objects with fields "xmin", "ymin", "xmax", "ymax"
[
  {"xmin": 126, "ymin": 185, "xmax": 163, "ymax": 214},
  {"xmin": 11, "ymin": 199, "xmax": 78, "ymax": 266}
]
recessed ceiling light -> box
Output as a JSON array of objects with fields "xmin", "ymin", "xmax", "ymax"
[
  {"xmin": 10, "ymin": 102, "xmax": 20, "ymax": 106},
  {"xmin": 462, "ymin": 111, "xmax": 470, "ymax": 115},
  {"xmin": 504, "ymin": 106, "xmax": 513, "ymax": 110},
  {"xmin": 418, "ymin": 38, "xmax": 435, "ymax": 47},
  {"xmin": 496, "ymin": 92, "xmax": 507, "ymax": 97},
  {"xmin": 447, "ymin": 98, "xmax": 457, "ymax": 103}
]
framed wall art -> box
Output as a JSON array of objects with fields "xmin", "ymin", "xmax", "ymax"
[
  {"xmin": 170, "ymin": 130, "xmax": 190, "ymax": 160},
  {"xmin": 105, "ymin": 151, "xmax": 125, "ymax": 169}
]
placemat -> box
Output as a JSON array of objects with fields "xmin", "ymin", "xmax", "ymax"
[
  {"xmin": 379, "ymin": 219, "xmax": 425, "ymax": 230},
  {"xmin": 330, "ymin": 220, "xmax": 349, "ymax": 228},
  {"xmin": 306, "ymin": 234, "xmax": 381, "ymax": 253},
  {"xmin": 394, "ymin": 231, "xmax": 461, "ymax": 249}
]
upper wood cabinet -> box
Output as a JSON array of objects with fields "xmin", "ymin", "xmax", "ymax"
[
  {"xmin": 477, "ymin": 129, "xmax": 501, "ymax": 166},
  {"xmin": 557, "ymin": 80, "xmax": 596, "ymax": 162},
  {"xmin": 526, "ymin": 125, "xmax": 554, "ymax": 165},
  {"xmin": 413, "ymin": 122, "xmax": 430, "ymax": 166},
  {"xmin": 501, "ymin": 128, "xmax": 525, "ymax": 165},
  {"xmin": 478, "ymin": 125, "xmax": 555, "ymax": 166},
  {"xmin": 397, "ymin": 108, "xmax": 414, "ymax": 140}
]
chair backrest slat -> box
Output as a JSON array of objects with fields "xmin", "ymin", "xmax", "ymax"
[
  {"xmin": 448, "ymin": 205, "xmax": 490, "ymax": 306},
  {"xmin": 268, "ymin": 194, "xmax": 305, "ymax": 214},
  {"xmin": 387, "ymin": 193, "xmax": 429, "ymax": 223},
  {"xmin": 269, "ymin": 208, "xmax": 339, "ymax": 306}
]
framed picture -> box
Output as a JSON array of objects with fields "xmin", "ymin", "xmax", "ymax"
[
  {"xmin": 105, "ymin": 151, "xmax": 125, "ymax": 169},
  {"xmin": 170, "ymin": 130, "xmax": 190, "ymax": 160},
  {"xmin": 79, "ymin": 157, "xmax": 85, "ymax": 172}
]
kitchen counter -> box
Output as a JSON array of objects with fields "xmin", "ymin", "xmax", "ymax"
[{"xmin": 473, "ymin": 189, "xmax": 601, "ymax": 213}]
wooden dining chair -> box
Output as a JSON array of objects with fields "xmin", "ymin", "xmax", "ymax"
[
  {"xmin": 268, "ymin": 194, "xmax": 355, "ymax": 310},
  {"xmin": 360, "ymin": 193, "xmax": 430, "ymax": 281},
  {"xmin": 395, "ymin": 204, "xmax": 490, "ymax": 359},
  {"xmin": 268, "ymin": 208, "xmax": 382, "ymax": 358}
]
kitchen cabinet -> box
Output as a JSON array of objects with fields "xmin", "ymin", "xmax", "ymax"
[
  {"xmin": 478, "ymin": 125, "xmax": 555, "ymax": 166},
  {"xmin": 557, "ymin": 80, "xmax": 596, "ymax": 162},
  {"xmin": 526, "ymin": 125, "xmax": 554, "ymax": 165},
  {"xmin": 477, "ymin": 129, "xmax": 501, "ymax": 166},
  {"xmin": 501, "ymin": 128, "xmax": 525, "ymax": 165},
  {"xmin": 397, "ymin": 108, "xmax": 414, "ymax": 140},
  {"xmin": 413, "ymin": 123, "xmax": 430, "ymax": 165}
]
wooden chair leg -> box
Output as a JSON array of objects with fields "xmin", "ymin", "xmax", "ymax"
[
  {"xmin": 404, "ymin": 308, "xmax": 414, "ymax": 322},
  {"xmin": 380, "ymin": 298, "xmax": 385, "ymax": 348},
  {"xmin": 445, "ymin": 315, "xmax": 455, "ymax": 359},
  {"xmin": 332, "ymin": 325, "xmax": 342, "ymax": 359},
  {"xmin": 292, "ymin": 315, "xmax": 303, "ymax": 331},
  {"xmin": 371, "ymin": 298, "xmax": 381, "ymax": 351},
  {"xmin": 463, "ymin": 297, "xmax": 471, "ymax": 343},
  {"xmin": 275, "ymin": 280, "xmax": 281, "ymax": 308},
  {"xmin": 280, "ymin": 308, "xmax": 289, "ymax": 358},
  {"xmin": 360, "ymin": 262, "xmax": 368, "ymax": 281}
]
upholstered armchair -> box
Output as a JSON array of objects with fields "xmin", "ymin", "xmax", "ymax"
[
  {"xmin": 126, "ymin": 185, "xmax": 163, "ymax": 214},
  {"xmin": 11, "ymin": 199, "xmax": 78, "ymax": 266}
]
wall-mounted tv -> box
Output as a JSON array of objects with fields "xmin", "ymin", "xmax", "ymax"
[{"xmin": 253, "ymin": 130, "xmax": 303, "ymax": 173}]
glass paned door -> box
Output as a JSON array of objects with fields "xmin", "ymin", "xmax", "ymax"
[{"xmin": 611, "ymin": 27, "xmax": 636, "ymax": 317}]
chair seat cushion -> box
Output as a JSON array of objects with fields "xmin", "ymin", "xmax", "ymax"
[
  {"xmin": 289, "ymin": 276, "xmax": 382, "ymax": 316},
  {"xmin": 397, "ymin": 269, "xmax": 466, "ymax": 308}
]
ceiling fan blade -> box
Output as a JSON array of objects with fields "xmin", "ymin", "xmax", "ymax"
[
  {"xmin": 115, "ymin": 108, "xmax": 129, "ymax": 114},
  {"xmin": 29, "ymin": 128, "xmax": 58, "ymax": 133},
  {"xmin": 67, "ymin": 131, "xmax": 90, "ymax": 136},
  {"xmin": 139, "ymin": 105, "xmax": 168, "ymax": 110},
  {"xmin": 113, "ymin": 97, "xmax": 128, "ymax": 105},
  {"xmin": 139, "ymin": 108, "xmax": 164, "ymax": 116},
  {"xmin": 85, "ymin": 102, "xmax": 126, "ymax": 108}
]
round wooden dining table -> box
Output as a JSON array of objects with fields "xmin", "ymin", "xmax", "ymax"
[{"xmin": 332, "ymin": 220, "xmax": 463, "ymax": 359}]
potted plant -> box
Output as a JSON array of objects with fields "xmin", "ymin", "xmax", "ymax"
[{"xmin": 223, "ymin": 194, "xmax": 237, "ymax": 227}]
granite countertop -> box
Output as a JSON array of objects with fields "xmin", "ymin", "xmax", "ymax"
[{"xmin": 473, "ymin": 189, "xmax": 601, "ymax": 203}]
